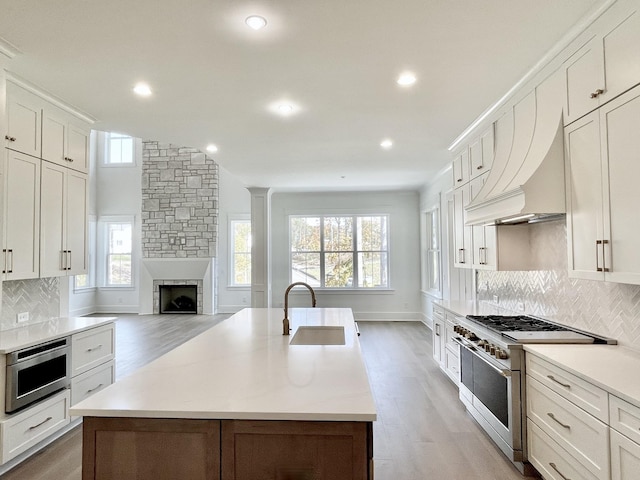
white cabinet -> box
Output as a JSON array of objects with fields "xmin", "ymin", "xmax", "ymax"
[
  {"xmin": 611, "ymin": 429, "xmax": 640, "ymax": 480},
  {"xmin": 42, "ymin": 106, "xmax": 90, "ymax": 174},
  {"xmin": 563, "ymin": 0, "xmax": 640, "ymax": 125},
  {"xmin": 452, "ymin": 148, "xmax": 470, "ymax": 187},
  {"xmin": 71, "ymin": 323, "xmax": 115, "ymax": 377},
  {"xmin": 5, "ymin": 82, "xmax": 42, "ymax": 158},
  {"xmin": 565, "ymin": 85, "xmax": 640, "ymax": 285},
  {"xmin": 469, "ymin": 126, "xmax": 494, "ymax": 180},
  {"xmin": 0, "ymin": 390, "xmax": 70, "ymax": 464},
  {"xmin": 40, "ymin": 161, "xmax": 88, "ymax": 277},
  {"xmin": 432, "ymin": 305, "xmax": 445, "ymax": 368},
  {"xmin": 71, "ymin": 360, "xmax": 115, "ymax": 406},
  {"xmin": 443, "ymin": 312, "xmax": 460, "ymax": 385},
  {"xmin": 453, "ymin": 185, "xmax": 472, "ymax": 268},
  {"xmin": 2, "ymin": 150, "xmax": 40, "ymax": 280}
]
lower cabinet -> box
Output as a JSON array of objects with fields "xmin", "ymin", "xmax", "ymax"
[
  {"xmin": 82, "ymin": 418, "xmax": 373, "ymax": 480},
  {"xmin": 432, "ymin": 305, "xmax": 445, "ymax": 368},
  {"xmin": 71, "ymin": 360, "xmax": 115, "ymax": 407},
  {"xmin": 0, "ymin": 390, "xmax": 70, "ymax": 464}
]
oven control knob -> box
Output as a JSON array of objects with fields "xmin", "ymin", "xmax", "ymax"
[
  {"xmin": 489, "ymin": 345, "xmax": 496, "ymax": 355},
  {"xmin": 478, "ymin": 339, "xmax": 488, "ymax": 347},
  {"xmin": 467, "ymin": 332, "xmax": 479, "ymax": 341},
  {"xmin": 496, "ymin": 349, "xmax": 509, "ymax": 360},
  {"xmin": 484, "ymin": 343, "xmax": 492, "ymax": 352}
]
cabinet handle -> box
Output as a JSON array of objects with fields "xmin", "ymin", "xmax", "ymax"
[
  {"xmin": 458, "ymin": 248, "xmax": 465, "ymax": 264},
  {"xmin": 602, "ymin": 240, "xmax": 609, "ymax": 272},
  {"xmin": 86, "ymin": 383, "xmax": 104, "ymax": 394},
  {"xmin": 547, "ymin": 375, "xmax": 571, "ymax": 388},
  {"xmin": 87, "ymin": 344, "xmax": 103, "ymax": 352},
  {"xmin": 2, "ymin": 249, "xmax": 6, "ymax": 274},
  {"xmin": 549, "ymin": 462, "xmax": 571, "ymax": 480},
  {"xmin": 28, "ymin": 416, "xmax": 53, "ymax": 431},
  {"xmin": 64, "ymin": 156, "xmax": 74, "ymax": 163},
  {"xmin": 456, "ymin": 178, "xmax": 462, "ymax": 183},
  {"xmin": 4, "ymin": 135, "xmax": 16, "ymax": 142},
  {"xmin": 476, "ymin": 165, "xmax": 483, "ymax": 170},
  {"xmin": 547, "ymin": 412, "xmax": 571, "ymax": 429},
  {"xmin": 596, "ymin": 240, "xmax": 602, "ymax": 272},
  {"xmin": 589, "ymin": 88, "xmax": 604, "ymax": 99},
  {"xmin": 67, "ymin": 250, "xmax": 72, "ymax": 271},
  {"xmin": 435, "ymin": 324, "xmax": 440, "ymax": 336},
  {"xmin": 8, "ymin": 249, "xmax": 13, "ymax": 273}
]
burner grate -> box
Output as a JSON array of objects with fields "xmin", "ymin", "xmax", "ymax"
[{"xmin": 466, "ymin": 315, "xmax": 569, "ymax": 333}]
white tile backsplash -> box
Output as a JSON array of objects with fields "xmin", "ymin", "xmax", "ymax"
[
  {"xmin": 477, "ymin": 219, "xmax": 640, "ymax": 351},
  {"xmin": 1, "ymin": 278, "xmax": 60, "ymax": 330}
]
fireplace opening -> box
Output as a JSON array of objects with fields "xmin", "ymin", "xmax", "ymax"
[{"xmin": 159, "ymin": 285, "xmax": 198, "ymax": 314}]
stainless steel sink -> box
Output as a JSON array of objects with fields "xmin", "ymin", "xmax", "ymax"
[{"xmin": 289, "ymin": 326, "xmax": 346, "ymax": 345}]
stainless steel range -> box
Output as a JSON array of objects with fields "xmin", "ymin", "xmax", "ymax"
[{"xmin": 453, "ymin": 314, "xmax": 615, "ymax": 475}]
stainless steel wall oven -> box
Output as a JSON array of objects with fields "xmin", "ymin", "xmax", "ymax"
[{"xmin": 5, "ymin": 336, "xmax": 71, "ymax": 413}]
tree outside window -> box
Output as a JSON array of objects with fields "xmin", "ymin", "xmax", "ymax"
[
  {"xmin": 231, "ymin": 219, "xmax": 251, "ymax": 286},
  {"xmin": 290, "ymin": 215, "xmax": 389, "ymax": 288},
  {"xmin": 106, "ymin": 222, "xmax": 132, "ymax": 286}
]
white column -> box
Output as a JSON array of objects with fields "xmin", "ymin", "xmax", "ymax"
[{"xmin": 248, "ymin": 187, "xmax": 271, "ymax": 307}]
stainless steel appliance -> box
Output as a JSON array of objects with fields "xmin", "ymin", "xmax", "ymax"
[
  {"xmin": 5, "ymin": 336, "xmax": 71, "ymax": 413},
  {"xmin": 452, "ymin": 314, "xmax": 615, "ymax": 475}
]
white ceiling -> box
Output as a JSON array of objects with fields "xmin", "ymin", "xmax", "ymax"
[{"xmin": 0, "ymin": 0, "xmax": 602, "ymax": 191}]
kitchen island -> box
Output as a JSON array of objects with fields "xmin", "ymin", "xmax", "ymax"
[{"xmin": 71, "ymin": 308, "xmax": 376, "ymax": 480}]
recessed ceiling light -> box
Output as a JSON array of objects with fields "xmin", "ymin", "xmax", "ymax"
[
  {"xmin": 397, "ymin": 72, "xmax": 417, "ymax": 86},
  {"xmin": 245, "ymin": 15, "xmax": 267, "ymax": 30},
  {"xmin": 206, "ymin": 144, "xmax": 218, "ymax": 153},
  {"xmin": 133, "ymin": 82, "xmax": 152, "ymax": 97},
  {"xmin": 380, "ymin": 139, "xmax": 393, "ymax": 149},
  {"xmin": 277, "ymin": 104, "xmax": 294, "ymax": 115}
]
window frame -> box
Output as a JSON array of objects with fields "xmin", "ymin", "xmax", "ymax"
[
  {"xmin": 288, "ymin": 214, "xmax": 391, "ymax": 290},
  {"xmin": 229, "ymin": 215, "xmax": 252, "ymax": 288},
  {"xmin": 100, "ymin": 215, "xmax": 135, "ymax": 289},
  {"xmin": 422, "ymin": 204, "xmax": 442, "ymax": 297},
  {"xmin": 103, "ymin": 132, "xmax": 136, "ymax": 167}
]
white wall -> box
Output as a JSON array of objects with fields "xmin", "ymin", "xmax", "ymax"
[
  {"xmin": 217, "ymin": 166, "xmax": 251, "ymax": 313},
  {"xmin": 270, "ymin": 190, "xmax": 421, "ymax": 320}
]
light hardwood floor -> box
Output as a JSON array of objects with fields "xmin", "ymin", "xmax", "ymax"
[{"xmin": 1, "ymin": 317, "xmax": 531, "ymax": 480}]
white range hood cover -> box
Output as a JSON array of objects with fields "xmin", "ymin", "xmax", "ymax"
[{"xmin": 465, "ymin": 70, "xmax": 566, "ymax": 226}]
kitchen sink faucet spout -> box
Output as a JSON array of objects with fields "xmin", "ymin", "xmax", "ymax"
[{"xmin": 283, "ymin": 282, "xmax": 317, "ymax": 335}]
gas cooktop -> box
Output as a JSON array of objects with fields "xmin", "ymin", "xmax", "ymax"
[{"xmin": 466, "ymin": 315, "xmax": 569, "ymax": 332}]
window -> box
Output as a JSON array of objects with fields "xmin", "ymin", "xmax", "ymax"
[
  {"xmin": 105, "ymin": 221, "xmax": 133, "ymax": 286},
  {"xmin": 74, "ymin": 216, "xmax": 97, "ymax": 290},
  {"xmin": 230, "ymin": 218, "xmax": 251, "ymax": 286},
  {"xmin": 289, "ymin": 215, "xmax": 389, "ymax": 288},
  {"xmin": 105, "ymin": 132, "xmax": 134, "ymax": 165},
  {"xmin": 423, "ymin": 207, "xmax": 441, "ymax": 295}
]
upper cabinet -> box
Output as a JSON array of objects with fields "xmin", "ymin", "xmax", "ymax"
[
  {"xmin": 565, "ymin": 84, "xmax": 640, "ymax": 285},
  {"xmin": 452, "ymin": 148, "xmax": 470, "ymax": 187},
  {"xmin": 470, "ymin": 126, "xmax": 494, "ymax": 180},
  {"xmin": 563, "ymin": 0, "xmax": 640, "ymax": 125},
  {"xmin": 5, "ymin": 82, "xmax": 42, "ymax": 158},
  {"xmin": 42, "ymin": 105, "xmax": 90, "ymax": 174}
]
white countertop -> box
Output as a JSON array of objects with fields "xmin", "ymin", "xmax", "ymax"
[
  {"xmin": 0, "ymin": 316, "xmax": 116, "ymax": 353},
  {"xmin": 71, "ymin": 308, "xmax": 377, "ymax": 422},
  {"xmin": 435, "ymin": 300, "xmax": 509, "ymax": 317},
  {"xmin": 524, "ymin": 344, "xmax": 640, "ymax": 409}
]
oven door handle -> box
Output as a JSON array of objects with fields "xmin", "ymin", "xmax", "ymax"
[{"xmin": 453, "ymin": 337, "xmax": 511, "ymax": 378}]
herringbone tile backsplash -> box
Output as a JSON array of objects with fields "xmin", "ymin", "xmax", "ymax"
[
  {"xmin": 477, "ymin": 220, "xmax": 640, "ymax": 351},
  {"xmin": 1, "ymin": 278, "xmax": 60, "ymax": 330}
]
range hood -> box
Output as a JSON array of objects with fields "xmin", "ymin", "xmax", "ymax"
[{"xmin": 465, "ymin": 70, "xmax": 566, "ymax": 226}]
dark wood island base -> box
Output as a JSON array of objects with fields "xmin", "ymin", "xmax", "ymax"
[{"xmin": 82, "ymin": 417, "xmax": 373, "ymax": 480}]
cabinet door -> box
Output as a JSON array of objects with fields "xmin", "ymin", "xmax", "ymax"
[
  {"xmin": 42, "ymin": 108, "xmax": 67, "ymax": 167},
  {"xmin": 452, "ymin": 148, "xmax": 469, "ymax": 186},
  {"xmin": 453, "ymin": 185, "xmax": 471, "ymax": 268},
  {"xmin": 598, "ymin": 0, "xmax": 640, "ymax": 105},
  {"xmin": 600, "ymin": 86, "xmax": 640, "ymax": 284},
  {"xmin": 67, "ymin": 122, "xmax": 90, "ymax": 173},
  {"xmin": 563, "ymin": 35, "xmax": 604, "ymax": 125},
  {"xmin": 611, "ymin": 429, "xmax": 640, "ymax": 480},
  {"xmin": 66, "ymin": 170, "xmax": 88, "ymax": 275},
  {"xmin": 564, "ymin": 112, "xmax": 605, "ymax": 281},
  {"xmin": 40, "ymin": 161, "xmax": 67, "ymax": 277},
  {"xmin": 469, "ymin": 138, "xmax": 483, "ymax": 179},
  {"xmin": 480, "ymin": 125, "xmax": 494, "ymax": 172},
  {"xmin": 433, "ymin": 318, "xmax": 444, "ymax": 366},
  {"xmin": 5, "ymin": 83, "xmax": 42, "ymax": 157},
  {"xmin": 3, "ymin": 151, "xmax": 40, "ymax": 280}
]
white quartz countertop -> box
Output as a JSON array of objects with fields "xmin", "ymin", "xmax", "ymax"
[
  {"xmin": 71, "ymin": 308, "xmax": 377, "ymax": 422},
  {"xmin": 0, "ymin": 316, "xmax": 116, "ymax": 353},
  {"xmin": 524, "ymin": 344, "xmax": 640, "ymax": 409}
]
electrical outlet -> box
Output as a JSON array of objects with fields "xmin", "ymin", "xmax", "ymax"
[
  {"xmin": 493, "ymin": 295, "xmax": 499, "ymax": 304},
  {"xmin": 517, "ymin": 301, "xmax": 525, "ymax": 312},
  {"xmin": 17, "ymin": 312, "xmax": 29, "ymax": 323}
]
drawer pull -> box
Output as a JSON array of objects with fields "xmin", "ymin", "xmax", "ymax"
[
  {"xmin": 547, "ymin": 412, "xmax": 571, "ymax": 430},
  {"xmin": 549, "ymin": 462, "xmax": 571, "ymax": 480},
  {"xmin": 87, "ymin": 383, "xmax": 104, "ymax": 394},
  {"xmin": 28, "ymin": 416, "xmax": 53, "ymax": 431},
  {"xmin": 87, "ymin": 344, "xmax": 103, "ymax": 352},
  {"xmin": 547, "ymin": 375, "xmax": 571, "ymax": 388}
]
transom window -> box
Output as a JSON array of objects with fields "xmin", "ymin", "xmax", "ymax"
[
  {"xmin": 289, "ymin": 215, "xmax": 389, "ymax": 288},
  {"xmin": 105, "ymin": 132, "xmax": 134, "ymax": 165}
]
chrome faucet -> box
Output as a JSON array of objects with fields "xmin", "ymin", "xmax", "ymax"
[{"xmin": 283, "ymin": 282, "xmax": 317, "ymax": 335}]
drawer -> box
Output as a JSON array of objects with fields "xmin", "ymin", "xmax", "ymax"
[
  {"xmin": 526, "ymin": 353, "xmax": 608, "ymax": 422},
  {"xmin": 71, "ymin": 360, "xmax": 115, "ymax": 406},
  {"xmin": 527, "ymin": 419, "xmax": 600, "ymax": 480},
  {"xmin": 610, "ymin": 394, "xmax": 640, "ymax": 445},
  {"xmin": 433, "ymin": 305, "xmax": 444, "ymax": 320},
  {"xmin": 0, "ymin": 389, "xmax": 70, "ymax": 463},
  {"xmin": 611, "ymin": 428, "xmax": 640, "ymax": 480},
  {"xmin": 444, "ymin": 345, "xmax": 459, "ymax": 384},
  {"xmin": 527, "ymin": 376, "xmax": 609, "ymax": 479},
  {"xmin": 71, "ymin": 323, "xmax": 115, "ymax": 377}
]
